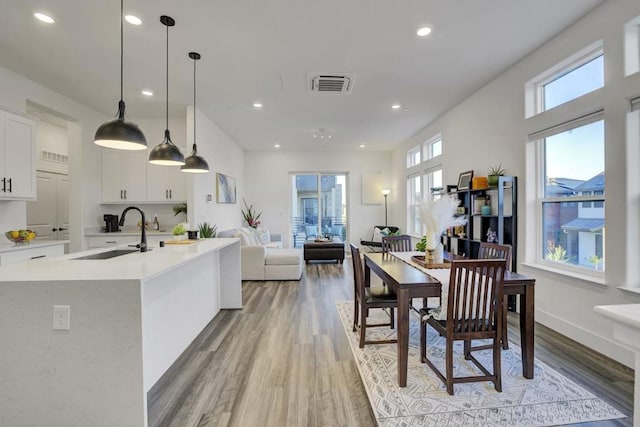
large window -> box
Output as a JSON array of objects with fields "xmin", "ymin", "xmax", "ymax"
[
  {"xmin": 407, "ymin": 146, "xmax": 421, "ymax": 168},
  {"xmin": 538, "ymin": 119, "xmax": 605, "ymax": 271},
  {"xmin": 423, "ymin": 135, "xmax": 442, "ymax": 160},
  {"xmin": 406, "ymin": 174, "xmax": 421, "ymax": 235}
]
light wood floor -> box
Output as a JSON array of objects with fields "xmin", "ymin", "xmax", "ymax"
[{"xmin": 148, "ymin": 261, "xmax": 634, "ymax": 427}]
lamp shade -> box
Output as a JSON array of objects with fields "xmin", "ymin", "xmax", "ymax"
[
  {"xmin": 382, "ymin": 189, "xmax": 391, "ymax": 196},
  {"xmin": 181, "ymin": 151, "xmax": 209, "ymax": 173},
  {"xmin": 94, "ymin": 102, "xmax": 147, "ymax": 150},
  {"xmin": 149, "ymin": 129, "xmax": 185, "ymax": 165}
]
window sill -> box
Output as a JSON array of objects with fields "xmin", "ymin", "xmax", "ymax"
[
  {"xmin": 520, "ymin": 262, "xmax": 606, "ymax": 287},
  {"xmin": 616, "ymin": 286, "xmax": 640, "ymax": 297}
]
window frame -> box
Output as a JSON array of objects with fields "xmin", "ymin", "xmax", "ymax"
[
  {"xmin": 533, "ymin": 116, "xmax": 605, "ymax": 276},
  {"xmin": 406, "ymin": 145, "xmax": 421, "ymax": 168}
]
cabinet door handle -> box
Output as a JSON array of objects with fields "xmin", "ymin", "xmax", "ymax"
[
  {"xmin": 124, "ymin": 190, "xmax": 127, "ymax": 199},
  {"xmin": 30, "ymin": 255, "xmax": 46, "ymax": 260},
  {"xmin": 58, "ymin": 228, "xmax": 67, "ymax": 231},
  {"xmin": 52, "ymin": 228, "xmax": 58, "ymax": 232},
  {"xmin": 7, "ymin": 178, "xmax": 11, "ymax": 193},
  {"xmin": 120, "ymin": 190, "xmax": 123, "ymax": 199},
  {"xmin": 166, "ymin": 189, "xmax": 168, "ymax": 199},
  {"xmin": 1, "ymin": 177, "xmax": 5, "ymax": 192},
  {"xmin": 169, "ymin": 189, "xmax": 172, "ymax": 199}
]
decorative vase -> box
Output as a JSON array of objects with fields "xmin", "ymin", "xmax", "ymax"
[
  {"xmin": 424, "ymin": 232, "xmax": 443, "ymax": 264},
  {"xmin": 488, "ymin": 175, "xmax": 500, "ymax": 187}
]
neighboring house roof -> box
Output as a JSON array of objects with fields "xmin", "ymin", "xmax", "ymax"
[
  {"xmin": 561, "ymin": 218, "xmax": 604, "ymax": 232},
  {"xmin": 546, "ymin": 177, "xmax": 584, "ymax": 196},
  {"xmin": 574, "ymin": 172, "xmax": 605, "ymax": 193}
]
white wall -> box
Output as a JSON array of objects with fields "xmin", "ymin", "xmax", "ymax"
[
  {"xmin": 187, "ymin": 107, "xmax": 245, "ymax": 233},
  {"xmin": 392, "ymin": 1, "xmax": 640, "ymax": 367},
  {"xmin": 243, "ymin": 150, "xmax": 392, "ymax": 248},
  {"xmin": 0, "ymin": 65, "xmax": 107, "ymax": 252}
]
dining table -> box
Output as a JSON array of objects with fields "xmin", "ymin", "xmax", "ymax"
[{"xmin": 363, "ymin": 251, "xmax": 536, "ymax": 388}]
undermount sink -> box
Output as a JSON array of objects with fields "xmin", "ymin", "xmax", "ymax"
[{"xmin": 71, "ymin": 249, "xmax": 140, "ymax": 260}]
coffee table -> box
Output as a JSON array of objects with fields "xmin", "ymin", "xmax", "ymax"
[{"xmin": 303, "ymin": 237, "xmax": 345, "ymax": 264}]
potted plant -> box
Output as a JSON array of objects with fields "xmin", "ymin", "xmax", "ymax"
[
  {"xmin": 198, "ymin": 222, "xmax": 217, "ymax": 238},
  {"xmin": 241, "ymin": 199, "xmax": 262, "ymax": 229},
  {"xmin": 172, "ymin": 203, "xmax": 187, "ymax": 220},
  {"xmin": 172, "ymin": 223, "xmax": 187, "ymax": 240},
  {"xmin": 487, "ymin": 164, "xmax": 507, "ymax": 187}
]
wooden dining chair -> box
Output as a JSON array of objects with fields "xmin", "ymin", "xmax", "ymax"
[
  {"xmin": 420, "ymin": 259, "xmax": 507, "ymax": 395},
  {"xmin": 381, "ymin": 235, "xmax": 412, "ymax": 253},
  {"xmin": 478, "ymin": 242, "xmax": 512, "ymax": 349},
  {"xmin": 350, "ymin": 243, "xmax": 398, "ymax": 348}
]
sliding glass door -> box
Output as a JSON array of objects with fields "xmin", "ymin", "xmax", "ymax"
[{"xmin": 291, "ymin": 173, "xmax": 348, "ymax": 247}]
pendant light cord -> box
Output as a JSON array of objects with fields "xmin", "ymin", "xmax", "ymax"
[
  {"xmin": 165, "ymin": 23, "xmax": 169, "ymax": 132},
  {"xmin": 120, "ymin": 0, "xmax": 124, "ymax": 102},
  {"xmin": 193, "ymin": 56, "xmax": 197, "ymax": 150}
]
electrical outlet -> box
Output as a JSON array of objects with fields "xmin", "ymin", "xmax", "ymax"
[{"xmin": 53, "ymin": 305, "xmax": 70, "ymax": 330}]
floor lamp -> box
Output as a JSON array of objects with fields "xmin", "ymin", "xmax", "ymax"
[{"xmin": 382, "ymin": 189, "xmax": 391, "ymax": 227}]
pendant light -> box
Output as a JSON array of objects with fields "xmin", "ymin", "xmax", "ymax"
[
  {"xmin": 181, "ymin": 52, "xmax": 210, "ymax": 173},
  {"xmin": 94, "ymin": 0, "xmax": 147, "ymax": 150},
  {"xmin": 149, "ymin": 15, "xmax": 185, "ymax": 166}
]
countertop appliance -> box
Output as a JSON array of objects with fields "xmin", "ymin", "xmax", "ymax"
[{"xmin": 103, "ymin": 214, "xmax": 120, "ymax": 232}]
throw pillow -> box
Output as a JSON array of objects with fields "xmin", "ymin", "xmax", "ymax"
[{"xmin": 255, "ymin": 225, "xmax": 271, "ymax": 245}]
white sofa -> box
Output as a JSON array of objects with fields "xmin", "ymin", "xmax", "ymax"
[{"xmin": 218, "ymin": 227, "xmax": 303, "ymax": 281}]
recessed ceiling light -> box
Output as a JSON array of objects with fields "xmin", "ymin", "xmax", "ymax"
[
  {"xmin": 125, "ymin": 15, "xmax": 142, "ymax": 26},
  {"xmin": 253, "ymin": 103, "xmax": 262, "ymax": 108},
  {"xmin": 34, "ymin": 12, "xmax": 55, "ymax": 24},
  {"xmin": 141, "ymin": 90, "xmax": 153, "ymax": 97},
  {"xmin": 392, "ymin": 104, "xmax": 401, "ymax": 109},
  {"xmin": 417, "ymin": 26, "xmax": 432, "ymax": 37},
  {"xmin": 274, "ymin": 144, "xmax": 280, "ymax": 148},
  {"xmin": 359, "ymin": 144, "xmax": 365, "ymax": 148}
]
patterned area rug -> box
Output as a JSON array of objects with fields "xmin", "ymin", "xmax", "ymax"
[{"xmin": 336, "ymin": 301, "xmax": 625, "ymax": 427}]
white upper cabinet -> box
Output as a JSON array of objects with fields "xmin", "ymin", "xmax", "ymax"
[
  {"xmin": 101, "ymin": 149, "xmax": 148, "ymax": 203},
  {"xmin": 147, "ymin": 161, "xmax": 187, "ymax": 202},
  {"xmin": 0, "ymin": 110, "xmax": 36, "ymax": 200}
]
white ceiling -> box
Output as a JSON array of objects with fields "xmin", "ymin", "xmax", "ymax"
[{"xmin": 0, "ymin": 0, "xmax": 604, "ymax": 152}]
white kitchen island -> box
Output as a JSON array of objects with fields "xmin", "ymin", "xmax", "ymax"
[{"xmin": 0, "ymin": 237, "xmax": 241, "ymax": 427}]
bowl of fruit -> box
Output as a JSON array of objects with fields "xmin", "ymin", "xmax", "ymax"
[{"xmin": 5, "ymin": 229, "xmax": 37, "ymax": 245}]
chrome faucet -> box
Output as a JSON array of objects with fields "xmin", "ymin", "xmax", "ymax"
[{"xmin": 119, "ymin": 206, "xmax": 148, "ymax": 252}]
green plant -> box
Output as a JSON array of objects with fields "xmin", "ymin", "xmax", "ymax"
[
  {"xmin": 487, "ymin": 164, "xmax": 507, "ymax": 176},
  {"xmin": 241, "ymin": 199, "xmax": 262, "ymax": 228},
  {"xmin": 415, "ymin": 235, "xmax": 427, "ymax": 252},
  {"xmin": 173, "ymin": 203, "xmax": 187, "ymax": 217},
  {"xmin": 172, "ymin": 223, "xmax": 186, "ymax": 236},
  {"xmin": 545, "ymin": 241, "xmax": 569, "ymax": 262},
  {"xmin": 198, "ymin": 222, "xmax": 217, "ymax": 238}
]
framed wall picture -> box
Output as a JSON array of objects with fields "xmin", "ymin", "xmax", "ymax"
[
  {"xmin": 457, "ymin": 170, "xmax": 474, "ymax": 190},
  {"xmin": 216, "ymin": 173, "xmax": 236, "ymax": 203}
]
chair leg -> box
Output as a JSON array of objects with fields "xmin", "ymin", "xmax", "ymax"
[
  {"xmin": 502, "ymin": 301, "xmax": 509, "ymax": 349},
  {"xmin": 353, "ymin": 300, "xmax": 359, "ymax": 332},
  {"xmin": 494, "ymin": 336, "xmax": 502, "ymax": 392},
  {"xmin": 359, "ymin": 307, "xmax": 367, "ymax": 348},
  {"xmin": 420, "ymin": 320, "xmax": 427, "ymax": 362},
  {"xmin": 463, "ymin": 339, "xmax": 471, "ymax": 360},
  {"xmin": 446, "ymin": 338, "xmax": 454, "ymax": 395},
  {"xmin": 389, "ymin": 307, "xmax": 395, "ymax": 330}
]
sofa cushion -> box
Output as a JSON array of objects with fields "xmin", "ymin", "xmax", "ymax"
[{"xmin": 265, "ymin": 248, "xmax": 302, "ymax": 265}]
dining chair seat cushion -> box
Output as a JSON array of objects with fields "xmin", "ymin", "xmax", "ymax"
[{"xmin": 365, "ymin": 286, "xmax": 397, "ymax": 303}]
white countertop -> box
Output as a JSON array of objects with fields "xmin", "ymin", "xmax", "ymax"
[
  {"xmin": 0, "ymin": 238, "xmax": 239, "ymax": 282},
  {"xmin": 0, "ymin": 239, "xmax": 68, "ymax": 254},
  {"xmin": 594, "ymin": 304, "xmax": 640, "ymax": 329}
]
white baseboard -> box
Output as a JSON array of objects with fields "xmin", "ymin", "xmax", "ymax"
[{"xmin": 536, "ymin": 309, "xmax": 635, "ymax": 369}]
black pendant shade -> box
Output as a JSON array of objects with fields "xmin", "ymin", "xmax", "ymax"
[
  {"xmin": 149, "ymin": 15, "xmax": 185, "ymax": 166},
  {"xmin": 181, "ymin": 51, "xmax": 210, "ymax": 173},
  {"xmin": 94, "ymin": 0, "xmax": 147, "ymax": 150}
]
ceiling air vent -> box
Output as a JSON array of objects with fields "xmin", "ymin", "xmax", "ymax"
[{"xmin": 308, "ymin": 73, "xmax": 356, "ymax": 94}]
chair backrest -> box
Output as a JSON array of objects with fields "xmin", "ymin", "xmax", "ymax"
[
  {"xmin": 381, "ymin": 235, "xmax": 412, "ymax": 253},
  {"xmin": 478, "ymin": 242, "xmax": 512, "ymax": 270},
  {"xmin": 350, "ymin": 243, "xmax": 365, "ymax": 302},
  {"xmin": 446, "ymin": 259, "xmax": 507, "ymax": 335},
  {"xmin": 370, "ymin": 226, "xmax": 400, "ymax": 240}
]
